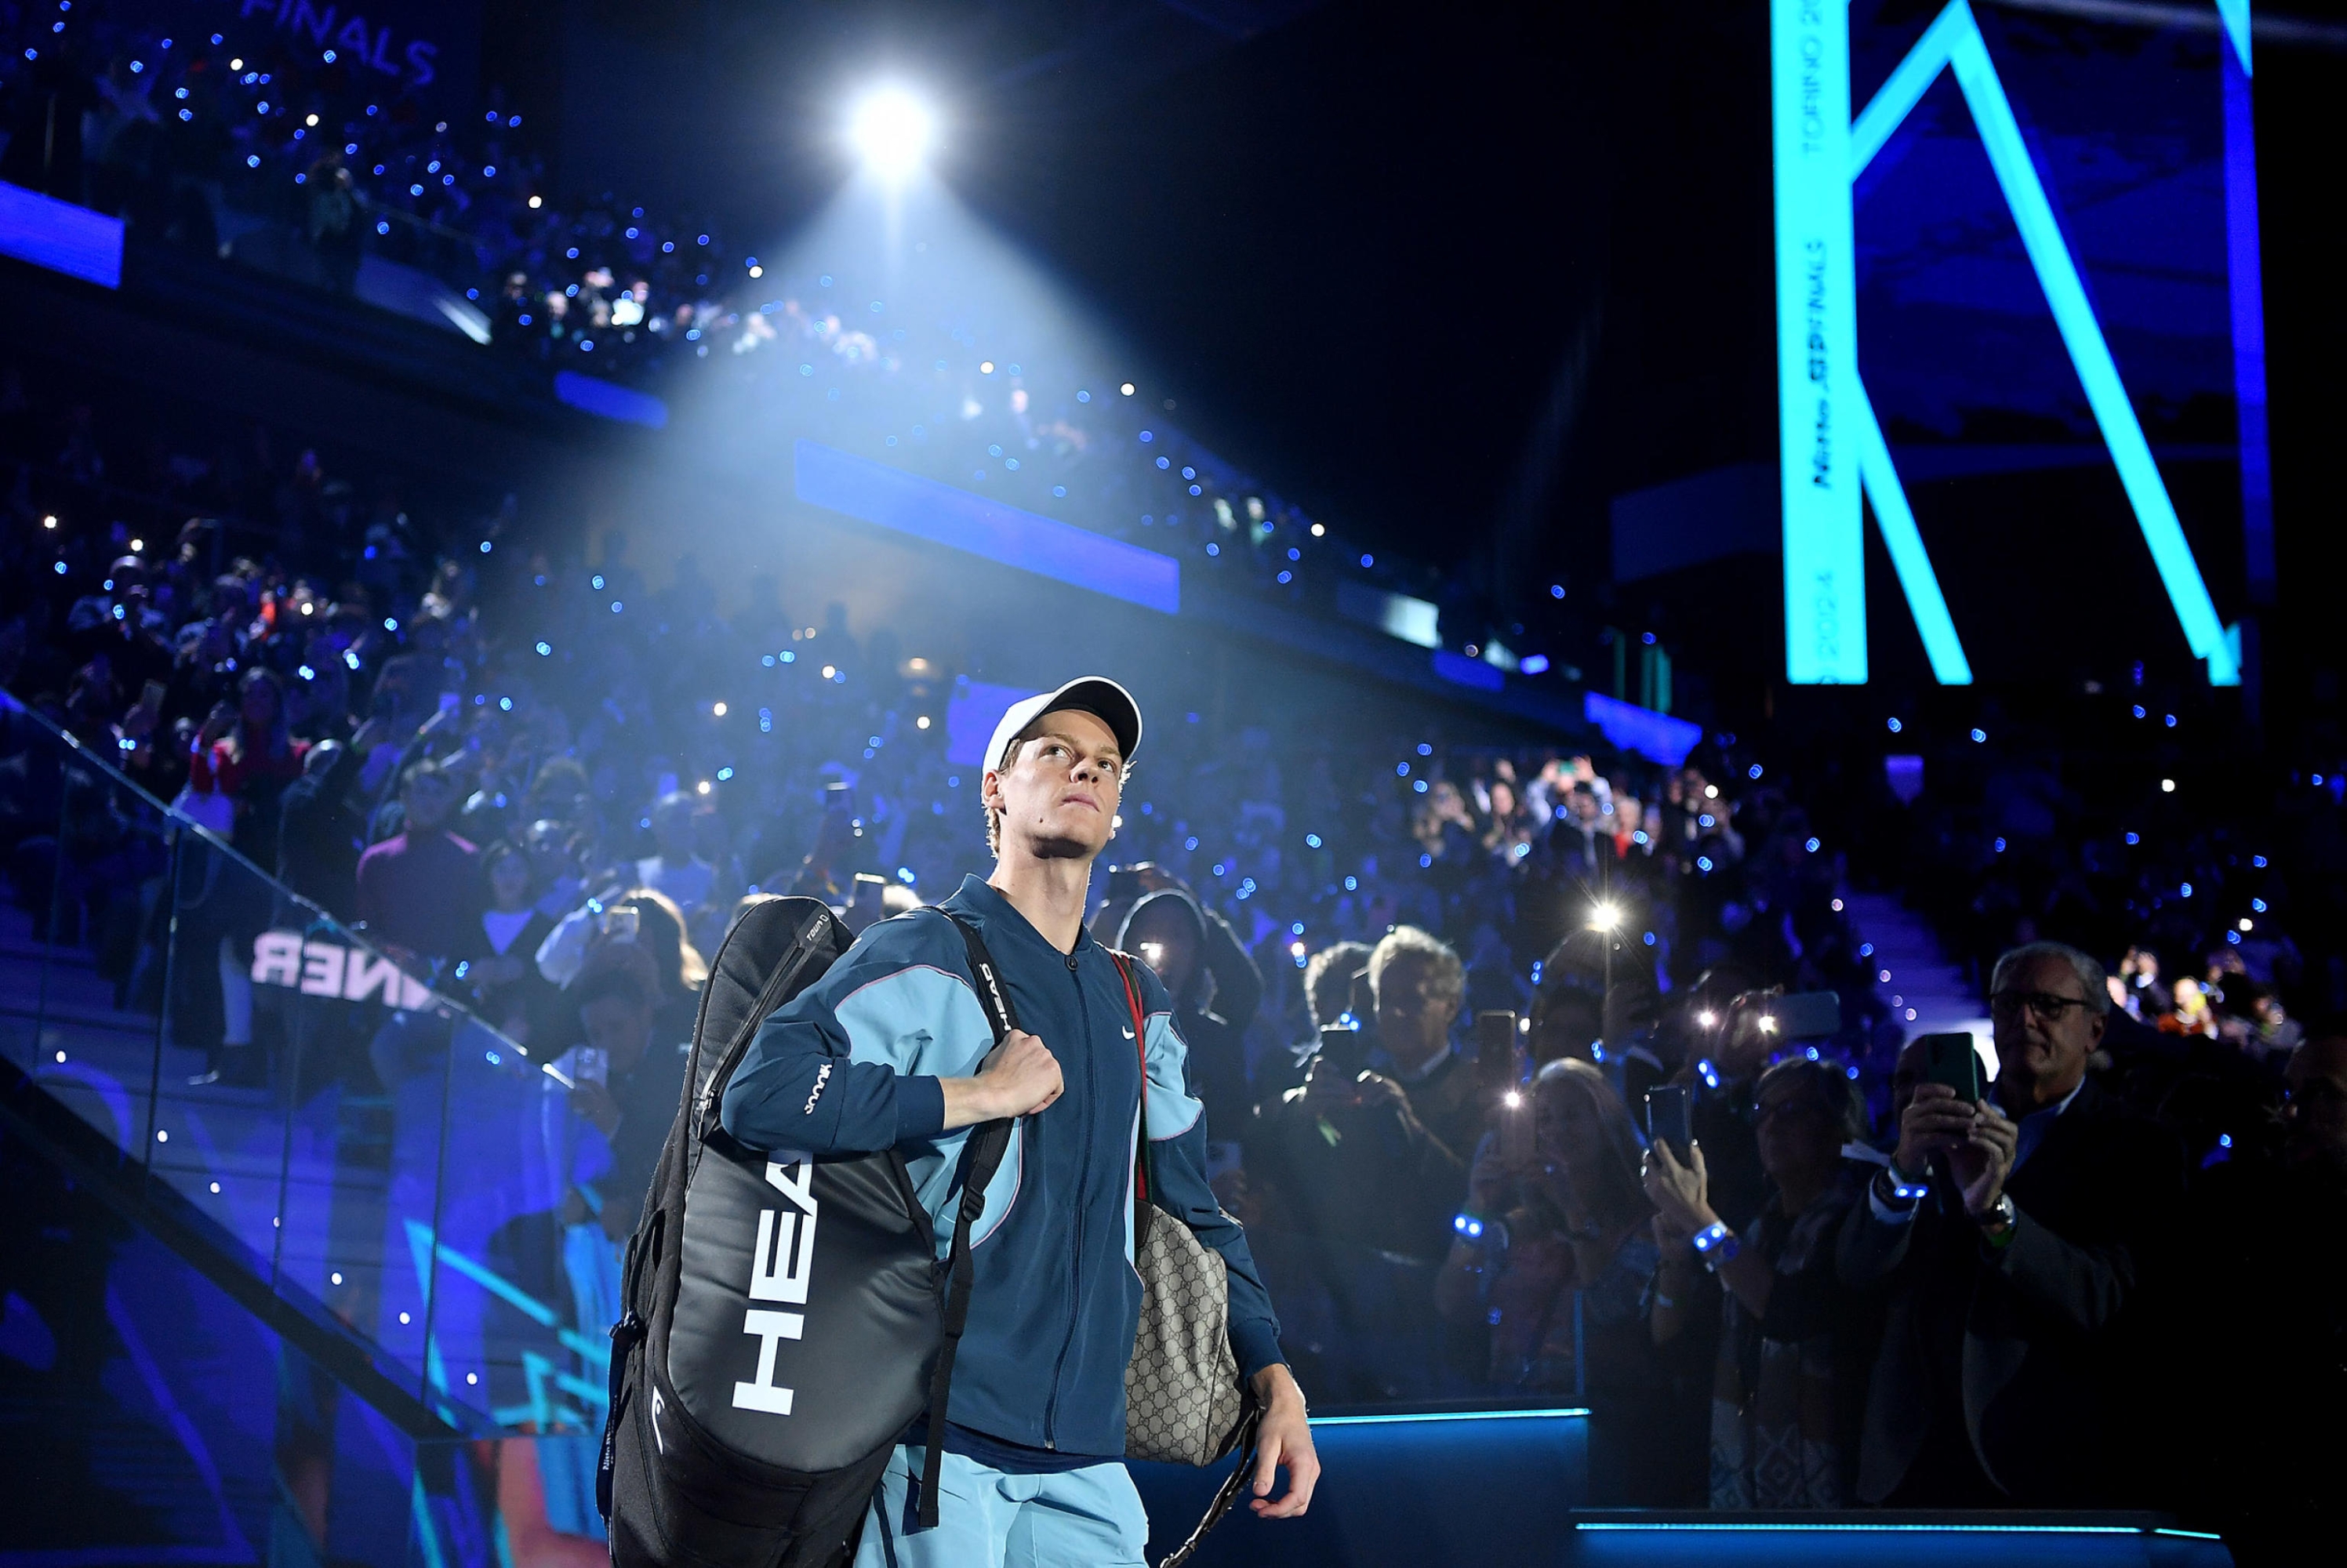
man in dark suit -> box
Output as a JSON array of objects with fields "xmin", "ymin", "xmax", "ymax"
[{"xmin": 1839, "ymin": 941, "xmax": 2182, "ymax": 1507}]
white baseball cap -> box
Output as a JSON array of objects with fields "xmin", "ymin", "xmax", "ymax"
[{"xmin": 983, "ymin": 677, "xmax": 1143, "ymax": 776}]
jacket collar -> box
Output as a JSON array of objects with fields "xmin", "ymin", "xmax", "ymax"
[{"xmin": 945, "ymin": 873, "xmax": 1096, "ymax": 963}]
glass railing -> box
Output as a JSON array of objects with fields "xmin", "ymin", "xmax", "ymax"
[{"xmin": 0, "ymin": 691, "xmax": 620, "ymax": 1472}]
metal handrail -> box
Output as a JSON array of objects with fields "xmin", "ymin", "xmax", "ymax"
[{"xmin": 1, "ymin": 684, "xmax": 541, "ymax": 1065}]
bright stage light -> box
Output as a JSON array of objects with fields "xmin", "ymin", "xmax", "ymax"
[
  {"xmin": 848, "ymin": 85, "xmax": 936, "ymax": 181},
  {"xmin": 1589, "ymin": 904, "xmax": 1620, "ymax": 932}
]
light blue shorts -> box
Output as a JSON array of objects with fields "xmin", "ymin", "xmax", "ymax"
[{"xmin": 853, "ymin": 1443, "xmax": 1148, "ymax": 1568}]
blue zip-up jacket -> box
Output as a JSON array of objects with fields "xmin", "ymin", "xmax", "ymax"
[{"xmin": 718, "ymin": 876, "xmax": 1284, "ymax": 1457}]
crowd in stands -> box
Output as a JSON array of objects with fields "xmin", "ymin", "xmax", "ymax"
[
  {"xmin": 0, "ymin": 9, "xmax": 1510, "ymax": 640},
  {"xmin": 3, "ymin": 396, "xmax": 2344, "ymax": 1553}
]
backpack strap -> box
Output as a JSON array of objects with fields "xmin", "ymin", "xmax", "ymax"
[
  {"xmin": 919, "ymin": 909, "xmax": 1018, "ymax": 1530},
  {"xmin": 1108, "ymin": 950, "xmax": 1154, "ymax": 1252}
]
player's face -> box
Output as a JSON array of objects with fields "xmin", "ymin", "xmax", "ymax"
[{"xmin": 987, "ymin": 709, "xmax": 1124, "ymax": 862}]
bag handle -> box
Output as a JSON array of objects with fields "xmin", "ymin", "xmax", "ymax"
[
  {"xmin": 1106, "ymin": 951, "xmax": 1269, "ymax": 1564},
  {"xmin": 919, "ymin": 909, "xmax": 1018, "ymax": 1530},
  {"xmin": 1109, "ymin": 951, "xmax": 1153, "ymax": 1251}
]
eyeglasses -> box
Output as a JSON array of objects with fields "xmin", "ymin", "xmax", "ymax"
[{"xmin": 1989, "ymin": 989, "xmax": 2093, "ymax": 1022}]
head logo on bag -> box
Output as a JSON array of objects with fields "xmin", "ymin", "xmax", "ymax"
[{"xmin": 735, "ymin": 1158, "xmax": 818, "ymax": 1416}]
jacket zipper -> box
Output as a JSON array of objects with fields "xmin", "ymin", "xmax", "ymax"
[{"xmin": 1041, "ymin": 956, "xmax": 1093, "ymax": 1449}]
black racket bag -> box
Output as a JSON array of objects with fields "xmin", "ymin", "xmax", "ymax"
[{"xmin": 598, "ymin": 896, "xmax": 1011, "ymax": 1567}]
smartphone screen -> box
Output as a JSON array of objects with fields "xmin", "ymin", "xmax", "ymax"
[
  {"xmin": 1475, "ymin": 1010, "xmax": 1520, "ymax": 1105},
  {"xmin": 1317, "ymin": 1021, "xmax": 1369, "ymax": 1079},
  {"xmin": 139, "ymin": 679, "xmax": 168, "ymax": 717},
  {"xmin": 1645, "ymin": 1085, "xmax": 1692, "ymax": 1164},
  {"xmin": 1920, "ymin": 1033, "xmax": 1982, "ymax": 1101}
]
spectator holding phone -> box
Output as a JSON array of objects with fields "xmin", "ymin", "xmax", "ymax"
[
  {"xmin": 1676, "ymin": 987, "xmax": 1783, "ymax": 1245},
  {"xmin": 187, "ymin": 667, "xmax": 307, "ymax": 858},
  {"xmin": 1438, "ymin": 1059, "xmax": 1671, "ymax": 1501},
  {"xmin": 559, "ymin": 942, "xmax": 689, "ymax": 1243},
  {"xmin": 1250, "ymin": 1017, "xmax": 1464, "ymax": 1261},
  {"xmin": 1646, "ymin": 1059, "xmax": 1876, "ymax": 1508},
  {"xmin": 1367, "ymin": 926, "xmax": 1484, "ymax": 1170},
  {"xmin": 1837, "ymin": 941, "xmax": 2183, "ymax": 1507},
  {"xmin": 460, "ymin": 841, "xmax": 560, "ymax": 1045},
  {"xmin": 1261, "ymin": 939, "xmax": 1372, "ymax": 1102}
]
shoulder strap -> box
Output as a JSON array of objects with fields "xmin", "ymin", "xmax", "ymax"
[
  {"xmin": 919, "ymin": 909, "xmax": 1016, "ymax": 1530},
  {"xmin": 1109, "ymin": 951, "xmax": 1153, "ymax": 1250}
]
